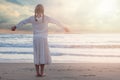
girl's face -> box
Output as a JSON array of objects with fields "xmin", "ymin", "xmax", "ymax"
[
  {"xmin": 35, "ymin": 4, "xmax": 44, "ymax": 14},
  {"xmin": 34, "ymin": 4, "xmax": 44, "ymax": 22}
]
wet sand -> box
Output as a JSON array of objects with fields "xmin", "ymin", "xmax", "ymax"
[{"xmin": 0, "ymin": 63, "xmax": 120, "ymax": 80}]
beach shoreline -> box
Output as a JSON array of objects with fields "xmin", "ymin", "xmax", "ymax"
[
  {"xmin": 0, "ymin": 63, "xmax": 120, "ymax": 80},
  {"xmin": 0, "ymin": 29, "xmax": 32, "ymax": 34},
  {"xmin": 0, "ymin": 29, "xmax": 70, "ymax": 34}
]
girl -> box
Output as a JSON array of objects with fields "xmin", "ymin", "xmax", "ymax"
[{"xmin": 11, "ymin": 4, "xmax": 69, "ymax": 77}]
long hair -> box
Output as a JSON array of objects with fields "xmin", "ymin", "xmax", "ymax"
[{"xmin": 34, "ymin": 4, "xmax": 44, "ymax": 23}]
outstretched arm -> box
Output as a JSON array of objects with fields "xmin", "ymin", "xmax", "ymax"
[
  {"xmin": 47, "ymin": 16, "xmax": 69, "ymax": 32},
  {"xmin": 11, "ymin": 16, "xmax": 32, "ymax": 31}
]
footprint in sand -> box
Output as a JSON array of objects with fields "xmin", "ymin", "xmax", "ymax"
[
  {"xmin": 3, "ymin": 72, "xmax": 8, "ymax": 75},
  {"xmin": 0, "ymin": 76, "xmax": 2, "ymax": 79},
  {"xmin": 21, "ymin": 68, "xmax": 35, "ymax": 71},
  {"xmin": 80, "ymin": 74, "xmax": 96, "ymax": 77}
]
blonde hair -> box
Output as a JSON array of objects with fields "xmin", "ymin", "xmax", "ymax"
[{"xmin": 34, "ymin": 4, "xmax": 44, "ymax": 22}]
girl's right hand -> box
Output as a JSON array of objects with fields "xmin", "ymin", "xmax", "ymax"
[{"xmin": 11, "ymin": 26, "xmax": 16, "ymax": 31}]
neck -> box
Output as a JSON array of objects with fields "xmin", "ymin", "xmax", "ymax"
[{"xmin": 37, "ymin": 14, "xmax": 42, "ymax": 17}]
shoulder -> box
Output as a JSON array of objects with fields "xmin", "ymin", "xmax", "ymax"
[
  {"xmin": 43, "ymin": 15, "xmax": 52, "ymax": 22},
  {"xmin": 44, "ymin": 15, "xmax": 55, "ymax": 22},
  {"xmin": 44, "ymin": 15, "xmax": 51, "ymax": 19},
  {"xmin": 28, "ymin": 16, "xmax": 34, "ymax": 19},
  {"xmin": 25, "ymin": 16, "xmax": 35, "ymax": 22}
]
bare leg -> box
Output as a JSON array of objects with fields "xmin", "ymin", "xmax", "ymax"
[
  {"xmin": 35, "ymin": 64, "xmax": 40, "ymax": 77},
  {"xmin": 40, "ymin": 64, "xmax": 45, "ymax": 76}
]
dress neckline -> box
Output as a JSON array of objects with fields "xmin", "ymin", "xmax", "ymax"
[{"xmin": 36, "ymin": 17, "xmax": 42, "ymax": 21}]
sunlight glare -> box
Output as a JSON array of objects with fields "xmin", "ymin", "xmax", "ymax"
[{"xmin": 97, "ymin": 0, "xmax": 117, "ymax": 16}]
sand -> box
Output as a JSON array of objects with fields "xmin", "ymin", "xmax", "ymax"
[
  {"xmin": 0, "ymin": 29, "xmax": 69, "ymax": 34},
  {"xmin": 0, "ymin": 29, "xmax": 32, "ymax": 34},
  {"xmin": 0, "ymin": 63, "xmax": 120, "ymax": 80}
]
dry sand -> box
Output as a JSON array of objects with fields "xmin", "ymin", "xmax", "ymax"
[
  {"xmin": 0, "ymin": 63, "xmax": 120, "ymax": 80},
  {"xmin": 0, "ymin": 29, "xmax": 69, "ymax": 34},
  {"xmin": 0, "ymin": 29, "xmax": 32, "ymax": 34}
]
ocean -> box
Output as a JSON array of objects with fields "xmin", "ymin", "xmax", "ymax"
[{"xmin": 0, "ymin": 34, "xmax": 120, "ymax": 63}]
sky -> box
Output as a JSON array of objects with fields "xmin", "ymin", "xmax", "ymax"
[{"xmin": 0, "ymin": 0, "xmax": 120, "ymax": 33}]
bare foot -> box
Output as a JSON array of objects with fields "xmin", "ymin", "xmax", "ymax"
[
  {"xmin": 40, "ymin": 73, "xmax": 46, "ymax": 77},
  {"xmin": 36, "ymin": 74, "xmax": 41, "ymax": 77}
]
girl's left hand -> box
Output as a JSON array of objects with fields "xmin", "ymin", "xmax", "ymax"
[{"xmin": 64, "ymin": 27, "xmax": 70, "ymax": 32}]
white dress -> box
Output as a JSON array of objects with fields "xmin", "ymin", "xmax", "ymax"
[{"xmin": 16, "ymin": 15, "xmax": 64, "ymax": 65}]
